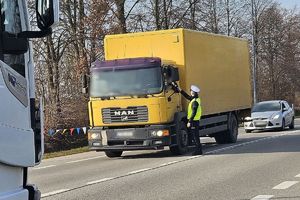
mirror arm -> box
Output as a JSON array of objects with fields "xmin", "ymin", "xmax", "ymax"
[
  {"xmin": 17, "ymin": 28, "xmax": 52, "ymax": 39},
  {"xmin": 167, "ymin": 91, "xmax": 176, "ymax": 102}
]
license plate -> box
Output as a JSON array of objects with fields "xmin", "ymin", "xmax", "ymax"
[
  {"xmin": 117, "ymin": 131, "xmax": 133, "ymax": 137},
  {"xmin": 101, "ymin": 131, "xmax": 108, "ymax": 145},
  {"xmin": 255, "ymin": 122, "xmax": 267, "ymax": 127}
]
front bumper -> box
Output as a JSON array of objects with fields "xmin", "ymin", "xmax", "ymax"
[
  {"xmin": 244, "ymin": 118, "xmax": 282, "ymax": 131},
  {"xmin": 0, "ymin": 185, "xmax": 40, "ymax": 200},
  {"xmin": 88, "ymin": 125, "xmax": 173, "ymax": 151}
]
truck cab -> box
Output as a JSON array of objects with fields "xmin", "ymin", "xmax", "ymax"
[
  {"xmin": 0, "ymin": 0, "xmax": 58, "ymax": 199},
  {"xmin": 87, "ymin": 57, "xmax": 181, "ymax": 157}
]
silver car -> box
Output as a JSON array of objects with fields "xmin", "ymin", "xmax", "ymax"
[{"xmin": 244, "ymin": 100, "xmax": 295, "ymax": 133}]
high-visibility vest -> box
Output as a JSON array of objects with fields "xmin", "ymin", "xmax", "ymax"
[{"xmin": 187, "ymin": 98, "xmax": 202, "ymax": 121}]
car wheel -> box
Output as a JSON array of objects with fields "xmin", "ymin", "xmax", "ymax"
[
  {"xmin": 280, "ymin": 118, "xmax": 285, "ymax": 131},
  {"xmin": 289, "ymin": 117, "xmax": 295, "ymax": 129},
  {"xmin": 105, "ymin": 151, "xmax": 123, "ymax": 158},
  {"xmin": 245, "ymin": 129, "xmax": 252, "ymax": 133}
]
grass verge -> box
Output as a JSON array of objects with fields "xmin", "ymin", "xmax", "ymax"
[{"xmin": 43, "ymin": 146, "xmax": 89, "ymax": 159}]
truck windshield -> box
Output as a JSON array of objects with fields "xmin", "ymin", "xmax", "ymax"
[
  {"xmin": 252, "ymin": 102, "xmax": 281, "ymax": 112},
  {"xmin": 90, "ymin": 66, "xmax": 163, "ymax": 97}
]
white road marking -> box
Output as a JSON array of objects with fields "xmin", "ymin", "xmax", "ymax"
[
  {"xmin": 33, "ymin": 165, "xmax": 56, "ymax": 170},
  {"xmin": 127, "ymin": 168, "xmax": 151, "ymax": 175},
  {"xmin": 159, "ymin": 161, "xmax": 179, "ymax": 167},
  {"xmin": 272, "ymin": 181, "xmax": 299, "ymax": 190},
  {"xmin": 295, "ymin": 174, "xmax": 300, "ymax": 178},
  {"xmin": 86, "ymin": 177, "xmax": 114, "ymax": 185},
  {"xmin": 66, "ymin": 156, "xmax": 105, "ymax": 164},
  {"xmin": 41, "ymin": 189, "xmax": 70, "ymax": 198},
  {"xmin": 251, "ymin": 195, "xmax": 274, "ymax": 200}
]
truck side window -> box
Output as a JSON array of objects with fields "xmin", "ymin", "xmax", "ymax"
[{"xmin": 0, "ymin": 0, "xmax": 26, "ymax": 77}]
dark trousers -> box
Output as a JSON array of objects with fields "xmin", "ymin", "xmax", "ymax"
[{"xmin": 189, "ymin": 121, "xmax": 203, "ymax": 153}]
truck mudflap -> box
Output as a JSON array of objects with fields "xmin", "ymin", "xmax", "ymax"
[
  {"xmin": 88, "ymin": 125, "xmax": 173, "ymax": 151},
  {"xmin": 25, "ymin": 185, "xmax": 41, "ymax": 200}
]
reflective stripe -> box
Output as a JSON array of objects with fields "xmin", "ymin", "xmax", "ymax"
[{"xmin": 188, "ymin": 98, "xmax": 201, "ymax": 120}]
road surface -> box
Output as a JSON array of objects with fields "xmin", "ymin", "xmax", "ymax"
[{"xmin": 29, "ymin": 118, "xmax": 300, "ymax": 200}]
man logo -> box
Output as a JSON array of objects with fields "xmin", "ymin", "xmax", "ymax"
[
  {"xmin": 121, "ymin": 116, "xmax": 128, "ymax": 121},
  {"xmin": 114, "ymin": 110, "xmax": 135, "ymax": 116}
]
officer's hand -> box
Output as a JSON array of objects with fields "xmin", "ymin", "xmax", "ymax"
[
  {"xmin": 171, "ymin": 82, "xmax": 180, "ymax": 93},
  {"xmin": 187, "ymin": 122, "xmax": 191, "ymax": 128}
]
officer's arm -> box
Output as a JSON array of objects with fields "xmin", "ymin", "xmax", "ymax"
[
  {"xmin": 189, "ymin": 101, "xmax": 199, "ymax": 122},
  {"xmin": 171, "ymin": 82, "xmax": 193, "ymax": 101},
  {"xmin": 180, "ymin": 90, "xmax": 193, "ymax": 101}
]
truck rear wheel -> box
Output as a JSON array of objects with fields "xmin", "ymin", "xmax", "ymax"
[
  {"xmin": 104, "ymin": 151, "xmax": 123, "ymax": 158},
  {"xmin": 214, "ymin": 114, "xmax": 238, "ymax": 144},
  {"xmin": 170, "ymin": 121, "xmax": 189, "ymax": 155}
]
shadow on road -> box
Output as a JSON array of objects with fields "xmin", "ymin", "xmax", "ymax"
[{"xmin": 121, "ymin": 126, "xmax": 300, "ymax": 159}]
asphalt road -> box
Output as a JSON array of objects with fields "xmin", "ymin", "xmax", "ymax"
[{"xmin": 29, "ymin": 118, "xmax": 300, "ymax": 200}]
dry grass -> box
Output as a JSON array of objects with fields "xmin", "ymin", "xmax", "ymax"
[{"xmin": 43, "ymin": 146, "xmax": 89, "ymax": 159}]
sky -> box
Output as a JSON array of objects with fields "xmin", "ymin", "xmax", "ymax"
[{"xmin": 276, "ymin": 0, "xmax": 300, "ymax": 9}]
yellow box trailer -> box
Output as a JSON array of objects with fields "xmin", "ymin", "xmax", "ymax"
[
  {"xmin": 85, "ymin": 28, "xmax": 252, "ymax": 157},
  {"xmin": 105, "ymin": 29, "xmax": 252, "ymax": 116}
]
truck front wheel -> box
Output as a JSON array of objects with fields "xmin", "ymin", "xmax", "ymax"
[
  {"xmin": 170, "ymin": 121, "xmax": 189, "ymax": 155},
  {"xmin": 105, "ymin": 151, "xmax": 123, "ymax": 158}
]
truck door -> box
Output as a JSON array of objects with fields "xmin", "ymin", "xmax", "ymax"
[{"xmin": 0, "ymin": 1, "xmax": 38, "ymax": 199}]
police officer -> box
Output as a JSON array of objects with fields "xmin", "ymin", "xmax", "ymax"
[{"xmin": 171, "ymin": 82, "xmax": 203, "ymax": 155}]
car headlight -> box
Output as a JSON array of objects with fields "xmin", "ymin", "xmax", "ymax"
[
  {"xmin": 272, "ymin": 114, "xmax": 280, "ymax": 119},
  {"xmin": 245, "ymin": 117, "xmax": 252, "ymax": 121},
  {"xmin": 91, "ymin": 133, "xmax": 101, "ymax": 139}
]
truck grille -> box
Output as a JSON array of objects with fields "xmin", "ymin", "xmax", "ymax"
[{"xmin": 102, "ymin": 106, "xmax": 148, "ymax": 124}]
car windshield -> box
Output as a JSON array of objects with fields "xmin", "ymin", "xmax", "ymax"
[
  {"xmin": 252, "ymin": 102, "xmax": 281, "ymax": 112},
  {"xmin": 90, "ymin": 66, "xmax": 163, "ymax": 97}
]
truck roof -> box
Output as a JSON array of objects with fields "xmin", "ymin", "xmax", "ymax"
[{"xmin": 91, "ymin": 57, "xmax": 161, "ymax": 71}]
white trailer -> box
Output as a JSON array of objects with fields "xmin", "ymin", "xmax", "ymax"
[{"xmin": 0, "ymin": 0, "xmax": 58, "ymax": 199}]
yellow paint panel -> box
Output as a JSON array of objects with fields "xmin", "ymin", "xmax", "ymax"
[
  {"xmin": 91, "ymin": 96, "xmax": 170, "ymax": 127},
  {"xmin": 183, "ymin": 30, "xmax": 252, "ymax": 114}
]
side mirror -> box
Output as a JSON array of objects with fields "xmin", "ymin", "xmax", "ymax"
[
  {"xmin": 81, "ymin": 74, "xmax": 88, "ymax": 94},
  {"xmin": 283, "ymin": 107, "xmax": 288, "ymax": 112},
  {"xmin": 164, "ymin": 66, "xmax": 179, "ymax": 83},
  {"xmin": 36, "ymin": 0, "xmax": 59, "ymax": 31},
  {"xmin": 2, "ymin": 32, "xmax": 28, "ymax": 54},
  {"xmin": 17, "ymin": 0, "xmax": 59, "ymax": 38}
]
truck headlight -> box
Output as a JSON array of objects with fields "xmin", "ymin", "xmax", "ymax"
[
  {"xmin": 272, "ymin": 114, "xmax": 280, "ymax": 120},
  {"xmin": 156, "ymin": 130, "xmax": 163, "ymax": 137},
  {"xmin": 151, "ymin": 130, "xmax": 169, "ymax": 137}
]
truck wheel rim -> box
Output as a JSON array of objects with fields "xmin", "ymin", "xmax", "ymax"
[
  {"xmin": 231, "ymin": 118, "xmax": 238, "ymax": 139},
  {"xmin": 180, "ymin": 130, "xmax": 188, "ymax": 147}
]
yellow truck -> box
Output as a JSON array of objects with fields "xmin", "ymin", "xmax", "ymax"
[{"xmin": 83, "ymin": 28, "xmax": 252, "ymax": 157}]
